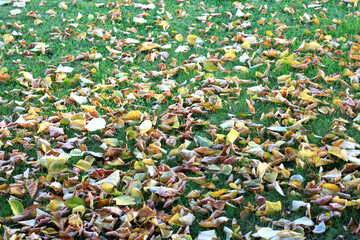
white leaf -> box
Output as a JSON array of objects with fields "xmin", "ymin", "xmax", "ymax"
[
  {"xmin": 193, "ymin": 56, "xmax": 207, "ymax": 63},
  {"xmin": 134, "ymin": 3, "xmax": 156, "ymax": 10},
  {"xmin": 223, "ymin": 226, "xmax": 233, "ymax": 240},
  {"xmin": 79, "ymin": 77, "xmax": 94, "ymax": 85},
  {"xmin": 313, "ymin": 221, "xmax": 326, "ymax": 234},
  {"xmin": 18, "ymin": 219, "xmax": 36, "ymax": 227},
  {"xmin": 178, "ymin": 213, "xmax": 195, "ymax": 226},
  {"xmin": 253, "ymin": 227, "xmax": 305, "ymax": 240},
  {"xmin": 55, "ymin": 65, "xmax": 74, "ymax": 73},
  {"xmin": 96, "ymin": 170, "xmax": 120, "ymax": 186},
  {"xmin": 10, "ymin": 9, "xmax": 22, "ymax": 15},
  {"xmin": 252, "ymin": 227, "xmax": 278, "ymax": 240},
  {"xmin": 195, "ymin": 38, "xmax": 203, "ymax": 44},
  {"xmin": 139, "ymin": 120, "xmax": 152, "ymax": 134},
  {"xmin": 293, "ymin": 217, "xmax": 314, "ymax": 227},
  {"xmin": 267, "ymin": 126, "xmax": 288, "ymax": 132},
  {"xmin": 125, "ymin": 38, "xmax": 140, "ymax": 44},
  {"xmin": 273, "ymin": 181, "xmax": 285, "ymax": 196},
  {"xmin": 291, "ymin": 200, "xmax": 307, "ymax": 211},
  {"xmin": 0, "ymin": 0, "xmax": 11, "ymax": 6},
  {"xmin": 20, "ymin": 71, "xmax": 33, "ymax": 81},
  {"xmin": 70, "ymin": 92, "xmax": 87, "ymax": 105},
  {"xmin": 13, "ymin": 2, "xmax": 26, "ymax": 7},
  {"xmin": 133, "ymin": 17, "xmax": 147, "ymax": 24},
  {"xmin": 175, "ymin": 45, "xmax": 189, "ymax": 53},
  {"xmin": 236, "ymin": 9, "xmax": 245, "ymax": 17},
  {"xmin": 239, "ymin": 53, "xmax": 249, "ymax": 63},
  {"xmin": 161, "ymin": 44, "xmax": 172, "ymax": 49},
  {"xmin": 76, "ymin": 12, "xmax": 82, "ymax": 21},
  {"xmin": 86, "ymin": 118, "xmax": 106, "ymax": 132},
  {"xmin": 198, "ymin": 230, "xmax": 217, "ymax": 240}
]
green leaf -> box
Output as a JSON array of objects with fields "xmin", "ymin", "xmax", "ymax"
[
  {"xmin": 8, "ymin": 200, "xmax": 24, "ymax": 216},
  {"xmin": 48, "ymin": 163, "xmax": 69, "ymax": 175},
  {"xmin": 114, "ymin": 196, "xmax": 136, "ymax": 206},
  {"xmin": 72, "ymin": 205, "xmax": 86, "ymax": 215},
  {"xmin": 195, "ymin": 136, "xmax": 214, "ymax": 148},
  {"xmin": 66, "ymin": 196, "xmax": 85, "ymax": 209},
  {"xmin": 203, "ymin": 62, "xmax": 217, "ymax": 72}
]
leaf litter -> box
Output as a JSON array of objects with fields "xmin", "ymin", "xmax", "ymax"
[{"xmin": 0, "ymin": 0, "xmax": 360, "ymax": 239}]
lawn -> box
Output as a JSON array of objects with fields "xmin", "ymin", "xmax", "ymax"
[{"xmin": 1, "ymin": 0, "xmax": 360, "ymax": 239}]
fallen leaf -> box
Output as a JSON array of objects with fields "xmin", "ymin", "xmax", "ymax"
[
  {"xmin": 8, "ymin": 200, "xmax": 24, "ymax": 216},
  {"xmin": 187, "ymin": 35, "xmax": 201, "ymax": 45},
  {"xmin": 265, "ymin": 201, "xmax": 282, "ymax": 215},
  {"xmin": 86, "ymin": 118, "xmax": 106, "ymax": 132}
]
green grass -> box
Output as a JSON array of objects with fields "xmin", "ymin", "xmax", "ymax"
[{"xmin": 1, "ymin": 0, "xmax": 360, "ymax": 238}]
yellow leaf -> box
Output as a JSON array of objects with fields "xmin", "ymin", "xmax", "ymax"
[
  {"xmin": 280, "ymin": 50, "xmax": 289, "ymax": 58},
  {"xmin": 37, "ymin": 122, "xmax": 51, "ymax": 134},
  {"xmin": 187, "ymin": 35, "xmax": 201, "ymax": 45},
  {"xmin": 265, "ymin": 201, "xmax": 281, "ymax": 215},
  {"xmin": 298, "ymin": 150, "xmax": 316, "ymax": 161},
  {"xmin": 34, "ymin": 19, "xmax": 44, "ymax": 25},
  {"xmin": 20, "ymin": 71, "xmax": 33, "ymax": 80},
  {"xmin": 300, "ymin": 92, "xmax": 315, "ymax": 102},
  {"xmin": 322, "ymin": 183, "xmax": 340, "ymax": 193},
  {"xmin": 76, "ymin": 12, "xmax": 83, "ymax": 21},
  {"xmin": 332, "ymin": 98, "xmax": 341, "ymax": 108},
  {"xmin": 211, "ymin": 189, "xmax": 228, "ymax": 198},
  {"xmin": 139, "ymin": 42, "xmax": 160, "ymax": 52},
  {"xmin": 306, "ymin": 41, "xmax": 321, "ymax": 51},
  {"xmin": 3, "ymin": 34, "xmax": 14, "ymax": 45},
  {"xmin": 203, "ymin": 182, "xmax": 216, "ymax": 189},
  {"xmin": 169, "ymin": 213, "xmax": 182, "ymax": 225},
  {"xmin": 74, "ymin": 160, "xmax": 93, "ymax": 171},
  {"xmin": 223, "ymin": 50, "xmax": 236, "ymax": 59},
  {"xmin": 277, "ymin": 74, "xmax": 291, "ymax": 84},
  {"xmin": 46, "ymin": 9, "xmax": 57, "ymax": 14},
  {"xmin": 246, "ymin": 99, "xmax": 255, "ymax": 114},
  {"xmin": 101, "ymin": 182, "xmax": 115, "ymax": 194},
  {"xmin": 313, "ymin": 18, "xmax": 320, "ymax": 25},
  {"xmin": 70, "ymin": 119, "xmax": 86, "ymax": 131},
  {"xmin": 257, "ymin": 162, "xmax": 268, "ymax": 179},
  {"xmin": 235, "ymin": 66, "xmax": 249, "ymax": 73},
  {"xmin": 328, "ymin": 147, "xmax": 347, "ymax": 161},
  {"xmin": 226, "ymin": 128, "xmax": 239, "ymax": 144},
  {"xmin": 242, "ymin": 41, "xmax": 250, "ymax": 49},
  {"xmin": 266, "ymin": 31, "xmax": 273, "ymax": 36},
  {"xmin": 203, "ymin": 62, "xmax": 217, "ymax": 72},
  {"xmin": 122, "ymin": 110, "xmax": 142, "ymax": 121},
  {"xmin": 175, "ymin": 34, "xmax": 184, "ymax": 42},
  {"xmin": 160, "ymin": 20, "xmax": 170, "ymax": 29},
  {"xmin": 41, "ymin": 228, "xmax": 58, "ymax": 235},
  {"xmin": 68, "ymin": 214, "xmax": 83, "ymax": 226}
]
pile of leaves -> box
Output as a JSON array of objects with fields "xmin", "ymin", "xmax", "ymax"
[{"xmin": 1, "ymin": 0, "xmax": 360, "ymax": 239}]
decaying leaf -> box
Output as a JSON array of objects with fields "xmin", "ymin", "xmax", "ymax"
[{"xmin": 1, "ymin": 0, "xmax": 360, "ymax": 239}]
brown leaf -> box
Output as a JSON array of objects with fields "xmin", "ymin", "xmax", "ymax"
[
  {"xmin": 0, "ymin": 73, "xmax": 10, "ymax": 83},
  {"xmin": 26, "ymin": 179, "xmax": 38, "ymax": 199}
]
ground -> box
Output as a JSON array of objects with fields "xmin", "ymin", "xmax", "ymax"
[{"xmin": 1, "ymin": 0, "xmax": 360, "ymax": 239}]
